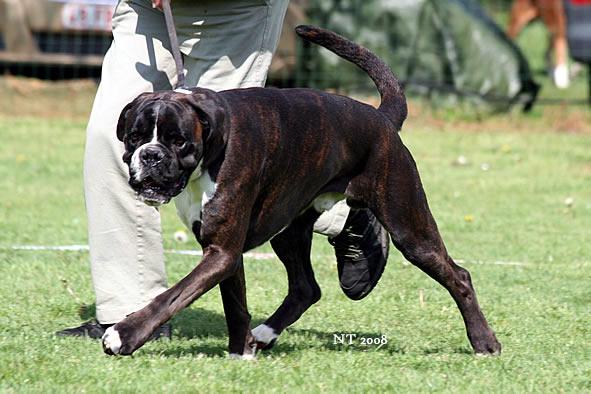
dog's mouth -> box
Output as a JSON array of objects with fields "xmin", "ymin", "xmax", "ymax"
[
  {"xmin": 134, "ymin": 175, "xmax": 189, "ymax": 207},
  {"xmin": 137, "ymin": 178, "xmax": 170, "ymax": 206}
]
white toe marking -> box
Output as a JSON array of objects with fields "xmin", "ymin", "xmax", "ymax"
[
  {"xmin": 252, "ymin": 324, "xmax": 278, "ymax": 345},
  {"xmin": 229, "ymin": 353, "xmax": 256, "ymax": 361},
  {"xmin": 102, "ymin": 326, "xmax": 122, "ymax": 354}
]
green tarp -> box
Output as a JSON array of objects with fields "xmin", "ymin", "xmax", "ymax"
[{"xmin": 300, "ymin": 0, "xmax": 539, "ymax": 111}]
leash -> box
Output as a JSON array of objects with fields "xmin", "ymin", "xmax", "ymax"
[{"xmin": 161, "ymin": 0, "xmax": 188, "ymax": 89}]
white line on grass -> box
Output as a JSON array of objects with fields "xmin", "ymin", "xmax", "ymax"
[
  {"xmin": 2, "ymin": 244, "xmax": 530, "ymax": 266},
  {"xmin": 4, "ymin": 244, "xmax": 275, "ymax": 260},
  {"xmin": 456, "ymin": 259, "xmax": 530, "ymax": 267}
]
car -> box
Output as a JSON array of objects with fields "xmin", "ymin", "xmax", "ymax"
[
  {"xmin": 0, "ymin": 0, "xmax": 304, "ymax": 82},
  {"xmin": 0, "ymin": 0, "xmax": 115, "ymax": 79}
]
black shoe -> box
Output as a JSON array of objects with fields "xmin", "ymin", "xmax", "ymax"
[
  {"xmin": 329, "ymin": 209, "xmax": 389, "ymax": 300},
  {"xmin": 56, "ymin": 319, "xmax": 172, "ymax": 340},
  {"xmin": 56, "ymin": 319, "xmax": 109, "ymax": 339}
]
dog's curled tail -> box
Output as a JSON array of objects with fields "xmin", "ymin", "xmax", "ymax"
[{"xmin": 295, "ymin": 25, "xmax": 407, "ymax": 131}]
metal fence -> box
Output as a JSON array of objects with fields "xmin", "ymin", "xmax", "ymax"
[{"xmin": 0, "ymin": 0, "xmax": 588, "ymax": 107}]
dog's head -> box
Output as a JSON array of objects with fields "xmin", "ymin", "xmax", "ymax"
[{"xmin": 116, "ymin": 88, "xmax": 223, "ymax": 206}]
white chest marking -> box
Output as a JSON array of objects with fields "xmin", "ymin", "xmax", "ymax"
[{"xmin": 174, "ymin": 167, "xmax": 216, "ymax": 229}]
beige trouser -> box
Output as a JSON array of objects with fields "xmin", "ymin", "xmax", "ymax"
[{"xmin": 85, "ymin": 0, "xmax": 348, "ymax": 324}]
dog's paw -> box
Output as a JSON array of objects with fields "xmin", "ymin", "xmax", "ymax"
[
  {"xmin": 228, "ymin": 352, "xmax": 257, "ymax": 361},
  {"xmin": 102, "ymin": 326, "xmax": 122, "ymax": 355},
  {"xmin": 102, "ymin": 322, "xmax": 146, "ymax": 356},
  {"xmin": 252, "ymin": 324, "xmax": 278, "ymax": 351},
  {"xmin": 472, "ymin": 332, "xmax": 502, "ymax": 356}
]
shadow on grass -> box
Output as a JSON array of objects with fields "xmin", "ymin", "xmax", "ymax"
[
  {"xmin": 80, "ymin": 304, "xmax": 473, "ymax": 358},
  {"xmin": 144, "ymin": 342, "xmax": 227, "ymax": 358},
  {"xmin": 172, "ymin": 307, "xmax": 228, "ymax": 339},
  {"xmin": 149, "ymin": 308, "xmax": 410, "ymax": 357},
  {"xmin": 423, "ymin": 346, "xmax": 473, "ymax": 355},
  {"xmin": 265, "ymin": 327, "xmax": 407, "ymax": 356},
  {"xmin": 258, "ymin": 328, "xmax": 472, "ymax": 356},
  {"xmin": 171, "ymin": 311, "xmax": 401, "ymax": 354}
]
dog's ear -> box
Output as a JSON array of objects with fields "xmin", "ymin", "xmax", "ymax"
[
  {"xmin": 116, "ymin": 93, "xmax": 153, "ymax": 142},
  {"xmin": 180, "ymin": 88, "xmax": 226, "ymax": 141},
  {"xmin": 116, "ymin": 102, "xmax": 135, "ymax": 142}
]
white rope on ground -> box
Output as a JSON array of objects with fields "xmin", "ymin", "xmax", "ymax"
[{"xmin": 2, "ymin": 244, "xmax": 531, "ymax": 266}]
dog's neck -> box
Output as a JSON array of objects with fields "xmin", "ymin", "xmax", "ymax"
[
  {"xmin": 187, "ymin": 128, "xmax": 226, "ymax": 185},
  {"xmin": 200, "ymin": 117, "xmax": 228, "ymax": 174}
]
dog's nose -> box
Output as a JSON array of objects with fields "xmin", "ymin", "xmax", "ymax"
[{"xmin": 140, "ymin": 147, "xmax": 165, "ymax": 165}]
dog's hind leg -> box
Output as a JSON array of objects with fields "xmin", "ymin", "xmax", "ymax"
[
  {"xmin": 355, "ymin": 140, "xmax": 501, "ymax": 355},
  {"xmin": 219, "ymin": 257, "xmax": 257, "ymax": 359},
  {"xmin": 253, "ymin": 209, "xmax": 321, "ymax": 350}
]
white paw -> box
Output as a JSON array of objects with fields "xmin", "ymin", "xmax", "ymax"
[
  {"xmin": 102, "ymin": 326, "xmax": 122, "ymax": 355},
  {"xmin": 252, "ymin": 324, "xmax": 278, "ymax": 346},
  {"xmin": 228, "ymin": 352, "xmax": 256, "ymax": 361},
  {"xmin": 553, "ymin": 64, "xmax": 570, "ymax": 89}
]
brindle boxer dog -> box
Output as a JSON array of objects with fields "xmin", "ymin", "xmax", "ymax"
[{"xmin": 103, "ymin": 25, "xmax": 501, "ymax": 359}]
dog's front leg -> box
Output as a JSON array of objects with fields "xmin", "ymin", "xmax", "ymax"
[{"xmin": 102, "ymin": 244, "xmax": 242, "ymax": 356}]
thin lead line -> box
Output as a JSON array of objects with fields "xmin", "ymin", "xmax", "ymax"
[{"xmin": 162, "ymin": 0, "xmax": 187, "ymax": 89}]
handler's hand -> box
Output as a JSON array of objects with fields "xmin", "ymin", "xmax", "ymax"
[{"xmin": 152, "ymin": 0, "xmax": 168, "ymax": 10}]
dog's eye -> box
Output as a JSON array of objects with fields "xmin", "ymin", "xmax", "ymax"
[{"xmin": 173, "ymin": 136, "xmax": 186, "ymax": 148}]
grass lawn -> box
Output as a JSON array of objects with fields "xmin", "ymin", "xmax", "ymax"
[{"xmin": 0, "ymin": 115, "xmax": 589, "ymax": 393}]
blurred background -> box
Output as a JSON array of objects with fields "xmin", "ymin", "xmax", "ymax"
[{"xmin": 0, "ymin": 0, "xmax": 589, "ymax": 117}]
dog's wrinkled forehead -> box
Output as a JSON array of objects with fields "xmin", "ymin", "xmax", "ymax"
[
  {"xmin": 132, "ymin": 102, "xmax": 158, "ymax": 135},
  {"xmin": 132, "ymin": 100, "xmax": 192, "ymax": 141},
  {"xmin": 118, "ymin": 88, "xmax": 225, "ymax": 145}
]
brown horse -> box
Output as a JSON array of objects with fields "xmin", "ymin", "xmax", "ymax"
[{"xmin": 507, "ymin": 0, "xmax": 570, "ymax": 88}]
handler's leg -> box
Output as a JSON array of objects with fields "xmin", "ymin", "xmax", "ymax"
[
  {"xmin": 177, "ymin": 0, "xmax": 290, "ymax": 358},
  {"xmin": 173, "ymin": 0, "xmax": 288, "ymax": 90},
  {"xmin": 59, "ymin": 1, "xmax": 179, "ymax": 335},
  {"xmin": 85, "ymin": 1, "xmax": 183, "ymax": 325}
]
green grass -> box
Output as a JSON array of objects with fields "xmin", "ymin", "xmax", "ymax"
[{"xmin": 0, "ymin": 117, "xmax": 589, "ymax": 392}]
